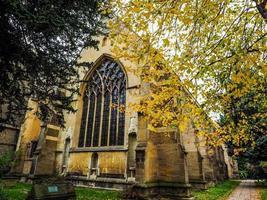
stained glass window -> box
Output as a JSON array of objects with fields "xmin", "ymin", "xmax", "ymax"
[
  {"xmin": 109, "ymin": 87, "xmax": 118, "ymax": 146},
  {"xmin": 78, "ymin": 58, "xmax": 126, "ymax": 147},
  {"xmin": 93, "ymin": 92, "xmax": 102, "ymax": 146},
  {"xmin": 78, "ymin": 95, "xmax": 88, "ymax": 147},
  {"xmin": 85, "ymin": 92, "xmax": 95, "ymax": 146},
  {"xmin": 101, "ymin": 90, "xmax": 110, "ymax": 146},
  {"xmin": 118, "ymin": 83, "xmax": 126, "ymax": 145}
]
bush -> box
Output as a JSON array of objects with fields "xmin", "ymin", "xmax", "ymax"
[
  {"xmin": 239, "ymin": 170, "xmax": 249, "ymax": 179},
  {"xmin": 237, "ymin": 157, "xmax": 266, "ymax": 179},
  {"xmin": 0, "ymin": 186, "xmax": 8, "ymax": 200},
  {"xmin": 0, "ymin": 151, "xmax": 14, "ymax": 177},
  {"xmin": 260, "ymin": 161, "xmax": 267, "ymax": 167}
]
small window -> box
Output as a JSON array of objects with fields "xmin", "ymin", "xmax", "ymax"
[
  {"xmin": 102, "ymin": 37, "xmax": 108, "ymax": 47},
  {"xmin": 27, "ymin": 141, "xmax": 38, "ymax": 158},
  {"xmin": 91, "ymin": 153, "xmax": 98, "ymax": 169}
]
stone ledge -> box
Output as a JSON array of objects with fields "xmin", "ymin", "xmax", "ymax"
[
  {"xmin": 139, "ymin": 182, "xmax": 192, "ymax": 188},
  {"xmin": 66, "ymin": 176, "xmax": 133, "ymax": 191},
  {"xmin": 189, "ymin": 180, "xmax": 207, "ymax": 184},
  {"xmin": 190, "ymin": 180, "xmax": 208, "ymax": 190},
  {"xmin": 150, "ymin": 127, "xmax": 177, "ymax": 133},
  {"xmin": 0, "ymin": 142, "xmax": 17, "ymax": 146},
  {"xmin": 70, "ymin": 146, "xmax": 128, "ymax": 152},
  {"xmin": 67, "ymin": 175, "xmax": 131, "ymax": 184},
  {"xmin": 0, "ymin": 123, "xmax": 20, "ymax": 130},
  {"xmin": 124, "ymin": 182, "xmax": 194, "ymax": 200}
]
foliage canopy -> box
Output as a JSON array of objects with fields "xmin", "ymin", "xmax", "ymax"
[
  {"xmin": 0, "ymin": 0, "xmax": 109, "ymax": 127},
  {"xmin": 110, "ymin": 0, "xmax": 267, "ymax": 151}
]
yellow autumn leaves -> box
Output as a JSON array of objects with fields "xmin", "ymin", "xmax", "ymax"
[{"xmin": 108, "ymin": 0, "xmax": 266, "ymax": 152}]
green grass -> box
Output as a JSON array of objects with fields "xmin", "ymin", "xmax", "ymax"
[
  {"xmin": 0, "ymin": 180, "xmax": 120, "ymax": 200},
  {"xmin": 256, "ymin": 180, "xmax": 267, "ymax": 200},
  {"xmin": 0, "ymin": 181, "xmax": 32, "ymax": 200},
  {"xmin": 0, "ymin": 179, "xmax": 242, "ymax": 200},
  {"xmin": 193, "ymin": 180, "xmax": 240, "ymax": 200},
  {"xmin": 261, "ymin": 189, "xmax": 267, "ymax": 200},
  {"xmin": 76, "ymin": 187, "xmax": 120, "ymax": 200}
]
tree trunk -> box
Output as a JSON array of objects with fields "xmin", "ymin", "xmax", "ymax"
[{"xmin": 254, "ymin": 0, "xmax": 267, "ymax": 19}]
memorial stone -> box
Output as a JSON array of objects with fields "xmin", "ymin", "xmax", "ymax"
[{"xmin": 26, "ymin": 177, "xmax": 76, "ymax": 200}]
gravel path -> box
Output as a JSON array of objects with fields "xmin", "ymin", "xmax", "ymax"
[{"xmin": 227, "ymin": 180, "xmax": 260, "ymax": 200}]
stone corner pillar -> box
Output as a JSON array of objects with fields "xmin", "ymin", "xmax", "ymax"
[
  {"xmin": 29, "ymin": 121, "xmax": 46, "ymax": 176},
  {"xmin": 183, "ymin": 130, "xmax": 209, "ymax": 190},
  {"xmin": 126, "ymin": 127, "xmax": 194, "ymax": 200}
]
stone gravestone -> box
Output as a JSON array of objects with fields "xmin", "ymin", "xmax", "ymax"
[{"xmin": 26, "ymin": 177, "xmax": 76, "ymax": 200}]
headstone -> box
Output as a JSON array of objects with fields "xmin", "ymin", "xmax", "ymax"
[{"xmin": 26, "ymin": 177, "xmax": 76, "ymax": 200}]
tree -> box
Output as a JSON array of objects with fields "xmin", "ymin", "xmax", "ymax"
[
  {"xmin": 220, "ymin": 78, "xmax": 267, "ymax": 165},
  {"xmin": 219, "ymin": 72, "xmax": 266, "ymax": 154},
  {"xmin": 109, "ymin": 0, "xmax": 266, "ymax": 151},
  {"xmin": 0, "ymin": 0, "xmax": 109, "ymax": 127}
]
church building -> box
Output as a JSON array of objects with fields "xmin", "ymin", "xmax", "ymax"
[{"xmin": 11, "ymin": 37, "xmax": 237, "ymax": 199}]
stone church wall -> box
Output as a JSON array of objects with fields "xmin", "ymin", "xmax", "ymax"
[
  {"xmin": 0, "ymin": 127, "xmax": 19, "ymax": 156},
  {"xmin": 10, "ymin": 37, "xmax": 234, "ymax": 198},
  {"xmin": 0, "ymin": 104, "xmax": 21, "ymax": 173},
  {"xmin": 67, "ymin": 151, "xmax": 127, "ymax": 178},
  {"xmin": 59, "ymin": 37, "xmax": 141, "ymax": 180}
]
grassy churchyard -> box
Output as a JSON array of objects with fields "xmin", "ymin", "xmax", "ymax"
[
  {"xmin": 261, "ymin": 189, "xmax": 267, "ymax": 200},
  {"xmin": 192, "ymin": 180, "xmax": 240, "ymax": 200},
  {"xmin": 259, "ymin": 181, "xmax": 267, "ymax": 200},
  {"xmin": 0, "ymin": 180, "xmax": 120, "ymax": 200},
  {"xmin": 2, "ymin": 179, "xmax": 267, "ymax": 200},
  {"xmin": 0, "ymin": 179, "xmax": 246, "ymax": 200}
]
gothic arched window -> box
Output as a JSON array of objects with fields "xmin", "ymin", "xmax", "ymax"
[{"xmin": 78, "ymin": 58, "xmax": 126, "ymax": 147}]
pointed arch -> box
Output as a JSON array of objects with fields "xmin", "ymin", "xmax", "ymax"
[
  {"xmin": 80, "ymin": 54, "xmax": 128, "ymax": 94},
  {"xmin": 78, "ymin": 55, "xmax": 127, "ymax": 147}
]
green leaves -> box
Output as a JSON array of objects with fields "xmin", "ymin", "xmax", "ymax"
[
  {"xmin": 0, "ymin": 0, "xmax": 110, "ymax": 126},
  {"xmin": 110, "ymin": 0, "xmax": 266, "ymax": 151}
]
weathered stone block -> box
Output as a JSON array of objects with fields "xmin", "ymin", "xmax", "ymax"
[
  {"xmin": 26, "ymin": 177, "xmax": 76, "ymax": 200},
  {"xmin": 124, "ymin": 182, "xmax": 194, "ymax": 200}
]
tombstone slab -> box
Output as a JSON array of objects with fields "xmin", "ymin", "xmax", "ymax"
[{"xmin": 26, "ymin": 177, "xmax": 76, "ymax": 200}]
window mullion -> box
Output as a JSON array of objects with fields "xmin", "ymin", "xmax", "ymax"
[
  {"xmin": 98, "ymin": 88, "xmax": 104, "ymax": 146},
  {"xmin": 78, "ymin": 95, "xmax": 88, "ymax": 147},
  {"xmin": 91, "ymin": 94, "xmax": 97, "ymax": 147},
  {"xmin": 115, "ymin": 88, "xmax": 120, "ymax": 145},
  {"xmin": 83, "ymin": 94, "xmax": 90, "ymax": 147},
  {"xmin": 107, "ymin": 92, "xmax": 112, "ymax": 146}
]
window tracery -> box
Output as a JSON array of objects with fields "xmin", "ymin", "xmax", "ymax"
[{"xmin": 78, "ymin": 58, "xmax": 126, "ymax": 147}]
